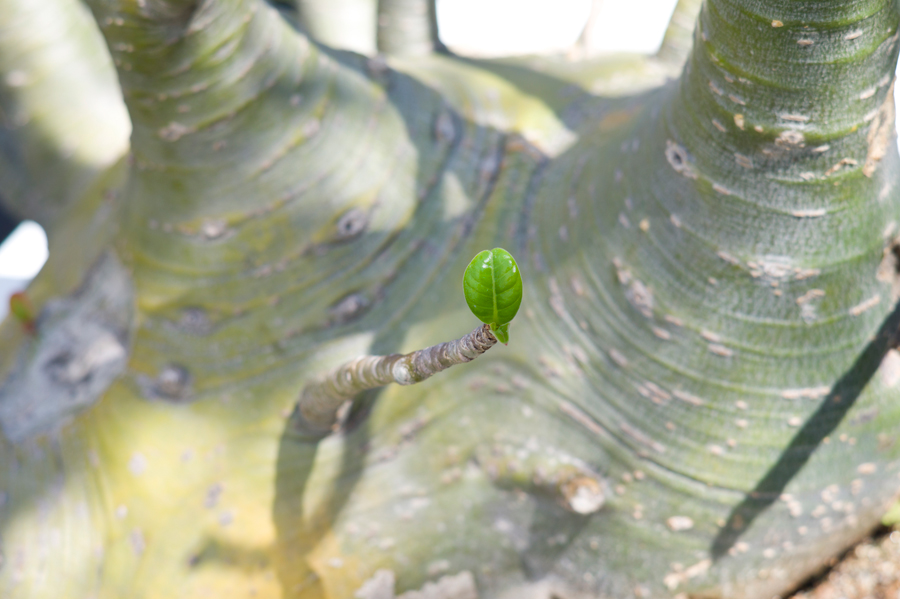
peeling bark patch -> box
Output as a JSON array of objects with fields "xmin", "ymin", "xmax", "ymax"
[
  {"xmin": 824, "ymin": 157, "xmax": 858, "ymax": 177},
  {"xmin": 708, "ymin": 344, "xmax": 733, "ymax": 357},
  {"xmin": 779, "ymin": 113, "xmax": 810, "ymax": 123},
  {"xmin": 794, "ymin": 267, "xmax": 821, "ymax": 281},
  {"xmin": 735, "ymin": 153, "xmax": 753, "ymax": 168},
  {"xmin": 673, "ymin": 389, "xmax": 705, "ymax": 406},
  {"xmin": 857, "ymin": 463, "xmax": 877, "ymax": 475},
  {"xmin": 776, "ymin": 130, "xmax": 805, "ymax": 147},
  {"xmin": 717, "ymin": 251, "xmax": 740, "ymax": 266},
  {"xmin": 0, "ymin": 253, "xmax": 132, "ymax": 443},
  {"xmin": 864, "ymin": 81, "xmax": 895, "ymax": 177},
  {"xmin": 859, "ymin": 87, "xmax": 878, "ymax": 100},
  {"xmin": 609, "ymin": 349, "xmax": 629, "ymax": 368},
  {"xmin": 701, "ymin": 330, "xmax": 721, "ymax": 343},
  {"xmin": 780, "ymin": 386, "xmax": 830, "ymax": 400},
  {"xmin": 880, "ymin": 349, "xmax": 900, "ymax": 387},
  {"xmin": 651, "ymin": 326, "xmax": 670, "ymax": 340},
  {"xmin": 849, "ymin": 294, "xmax": 881, "ymax": 316},
  {"xmin": 667, "ymin": 516, "xmax": 694, "ymax": 531},
  {"xmin": 637, "ymin": 381, "xmax": 671, "ymax": 404},
  {"xmin": 796, "ymin": 289, "xmax": 825, "ymax": 305},
  {"xmin": 790, "ymin": 208, "xmax": 827, "ymax": 218},
  {"xmin": 664, "ymin": 559, "xmax": 711, "ymax": 590}
]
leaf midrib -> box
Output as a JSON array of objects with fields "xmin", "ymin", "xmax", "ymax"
[{"xmin": 490, "ymin": 251, "xmax": 498, "ymax": 326}]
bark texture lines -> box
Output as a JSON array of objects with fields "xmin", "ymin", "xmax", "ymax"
[
  {"xmin": 298, "ymin": 324, "xmax": 497, "ymax": 431},
  {"xmin": 1, "ymin": 0, "xmax": 900, "ymax": 598}
]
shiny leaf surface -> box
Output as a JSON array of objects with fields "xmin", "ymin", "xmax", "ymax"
[{"xmin": 462, "ymin": 248, "xmax": 522, "ymax": 344}]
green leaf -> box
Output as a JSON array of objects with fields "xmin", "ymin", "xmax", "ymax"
[{"xmin": 462, "ymin": 248, "xmax": 523, "ymax": 344}]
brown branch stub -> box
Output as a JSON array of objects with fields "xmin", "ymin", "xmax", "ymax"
[{"xmin": 297, "ymin": 324, "xmax": 498, "ymax": 433}]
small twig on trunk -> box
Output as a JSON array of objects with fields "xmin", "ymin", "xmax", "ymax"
[{"xmin": 297, "ymin": 323, "xmax": 497, "ymax": 433}]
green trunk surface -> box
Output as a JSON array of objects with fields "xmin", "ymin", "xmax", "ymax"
[{"xmin": 0, "ymin": 0, "xmax": 899, "ymax": 598}]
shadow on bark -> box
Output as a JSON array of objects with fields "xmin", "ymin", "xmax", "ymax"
[
  {"xmin": 272, "ymin": 394, "xmax": 373, "ymax": 593},
  {"xmin": 711, "ymin": 298, "xmax": 900, "ymax": 560},
  {"xmin": 0, "ymin": 200, "xmax": 19, "ymax": 245}
]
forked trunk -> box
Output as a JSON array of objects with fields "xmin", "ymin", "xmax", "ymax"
[{"xmin": 0, "ymin": 0, "xmax": 898, "ymax": 597}]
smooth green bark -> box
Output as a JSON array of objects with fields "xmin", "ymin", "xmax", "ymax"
[
  {"xmin": 0, "ymin": 0, "xmax": 129, "ymax": 227},
  {"xmin": 657, "ymin": 0, "xmax": 704, "ymax": 64},
  {"xmin": 295, "ymin": 0, "xmax": 377, "ymax": 54},
  {"xmin": 0, "ymin": 0, "xmax": 899, "ymax": 598},
  {"xmin": 377, "ymin": 0, "xmax": 441, "ymax": 56}
]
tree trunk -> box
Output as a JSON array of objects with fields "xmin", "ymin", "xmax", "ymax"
[{"xmin": 1, "ymin": 0, "xmax": 899, "ymax": 598}]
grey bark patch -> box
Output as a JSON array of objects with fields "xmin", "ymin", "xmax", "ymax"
[{"xmin": 0, "ymin": 252, "xmax": 133, "ymax": 443}]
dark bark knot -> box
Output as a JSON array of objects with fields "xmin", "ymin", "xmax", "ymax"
[{"xmin": 334, "ymin": 208, "xmax": 369, "ymax": 241}]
